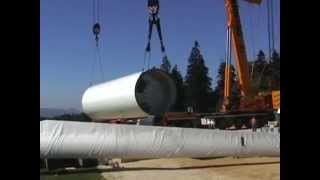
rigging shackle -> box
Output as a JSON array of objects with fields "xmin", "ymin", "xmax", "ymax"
[{"xmin": 148, "ymin": 0, "xmax": 159, "ymax": 16}]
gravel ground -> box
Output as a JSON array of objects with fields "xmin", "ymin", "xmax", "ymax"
[
  {"xmin": 40, "ymin": 157, "xmax": 279, "ymax": 180},
  {"xmin": 101, "ymin": 157, "xmax": 280, "ymax": 180}
]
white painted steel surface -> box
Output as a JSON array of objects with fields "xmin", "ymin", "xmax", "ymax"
[
  {"xmin": 40, "ymin": 120, "xmax": 280, "ymax": 159},
  {"xmin": 82, "ymin": 69, "xmax": 176, "ymax": 120}
]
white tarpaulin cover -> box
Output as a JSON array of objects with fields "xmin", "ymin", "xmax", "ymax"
[{"xmin": 40, "ymin": 120, "xmax": 280, "ymax": 159}]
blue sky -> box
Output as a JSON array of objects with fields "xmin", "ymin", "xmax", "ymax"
[{"xmin": 40, "ymin": 0, "xmax": 280, "ymax": 110}]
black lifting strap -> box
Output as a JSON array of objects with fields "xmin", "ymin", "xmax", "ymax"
[
  {"xmin": 146, "ymin": 18, "xmax": 153, "ymax": 52},
  {"xmin": 156, "ymin": 18, "xmax": 165, "ymax": 53},
  {"xmin": 145, "ymin": 0, "xmax": 165, "ymax": 53},
  {"xmin": 145, "ymin": 15, "xmax": 166, "ymax": 53}
]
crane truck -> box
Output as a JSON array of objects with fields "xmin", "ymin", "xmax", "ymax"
[{"xmin": 161, "ymin": 0, "xmax": 280, "ymax": 130}]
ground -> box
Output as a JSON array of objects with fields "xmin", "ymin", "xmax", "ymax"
[
  {"xmin": 40, "ymin": 157, "xmax": 280, "ymax": 180},
  {"xmin": 40, "ymin": 173, "xmax": 104, "ymax": 180}
]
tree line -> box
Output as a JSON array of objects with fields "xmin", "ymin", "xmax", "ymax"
[
  {"xmin": 161, "ymin": 41, "xmax": 280, "ymax": 113},
  {"xmin": 40, "ymin": 113, "xmax": 92, "ymax": 121}
]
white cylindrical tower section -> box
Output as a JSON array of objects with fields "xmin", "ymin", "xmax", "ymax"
[{"xmin": 82, "ymin": 69, "xmax": 176, "ymax": 120}]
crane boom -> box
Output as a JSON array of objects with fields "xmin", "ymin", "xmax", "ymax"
[{"xmin": 222, "ymin": 0, "xmax": 261, "ymax": 111}]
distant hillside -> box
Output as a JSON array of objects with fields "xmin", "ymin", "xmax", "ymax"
[{"xmin": 40, "ymin": 108, "xmax": 80, "ymax": 118}]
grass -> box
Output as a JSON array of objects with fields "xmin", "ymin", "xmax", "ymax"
[{"xmin": 40, "ymin": 173, "xmax": 105, "ymax": 180}]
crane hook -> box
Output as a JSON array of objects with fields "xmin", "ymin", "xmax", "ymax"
[{"xmin": 93, "ymin": 23, "xmax": 101, "ymax": 46}]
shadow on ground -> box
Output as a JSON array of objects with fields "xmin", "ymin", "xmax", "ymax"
[{"xmin": 41, "ymin": 161, "xmax": 280, "ymax": 175}]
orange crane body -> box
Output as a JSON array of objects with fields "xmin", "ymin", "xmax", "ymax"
[
  {"xmin": 224, "ymin": 0, "xmax": 255, "ymax": 97},
  {"xmin": 222, "ymin": 0, "xmax": 274, "ymax": 112}
]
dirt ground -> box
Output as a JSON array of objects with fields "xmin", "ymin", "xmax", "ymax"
[{"xmin": 101, "ymin": 157, "xmax": 280, "ymax": 180}]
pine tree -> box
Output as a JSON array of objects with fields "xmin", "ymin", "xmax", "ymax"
[
  {"xmin": 160, "ymin": 55, "xmax": 171, "ymax": 73},
  {"xmin": 170, "ymin": 65, "xmax": 185, "ymax": 111},
  {"xmin": 269, "ymin": 50, "xmax": 280, "ymax": 90},
  {"xmin": 185, "ymin": 41, "xmax": 214, "ymax": 112},
  {"xmin": 251, "ymin": 50, "xmax": 269, "ymax": 92},
  {"xmin": 213, "ymin": 62, "xmax": 238, "ymax": 111}
]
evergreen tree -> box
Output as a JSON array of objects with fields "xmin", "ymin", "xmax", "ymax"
[
  {"xmin": 269, "ymin": 50, "xmax": 280, "ymax": 90},
  {"xmin": 170, "ymin": 65, "xmax": 185, "ymax": 111},
  {"xmin": 213, "ymin": 62, "xmax": 238, "ymax": 111},
  {"xmin": 250, "ymin": 50, "xmax": 269, "ymax": 92},
  {"xmin": 160, "ymin": 55, "xmax": 171, "ymax": 73},
  {"xmin": 185, "ymin": 41, "xmax": 214, "ymax": 112},
  {"xmin": 214, "ymin": 62, "xmax": 237, "ymax": 95},
  {"xmin": 249, "ymin": 49, "xmax": 280, "ymax": 92},
  {"xmin": 53, "ymin": 113, "xmax": 92, "ymax": 122}
]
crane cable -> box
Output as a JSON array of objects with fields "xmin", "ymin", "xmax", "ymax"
[
  {"xmin": 90, "ymin": 0, "xmax": 104, "ymax": 85},
  {"xmin": 267, "ymin": 0, "xmax": 275, "ymax": 59},
  {"xmin": 273, "ymin": 1, "xmax": 279, "ymax": 51},
  {"xmin": 243, "ymin": 2, "xmax": 257, "ymax": 80},
  {"xmin": 92, "ymin": 0, "xmax": 101, "ymax": 47},
  {"xmin": 249, "ymin": 3, "xmax": 263, "ymax": 80},
  {"xmin": 258, "ymin": 0, "xmax": 275, "ymax": 87}
]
